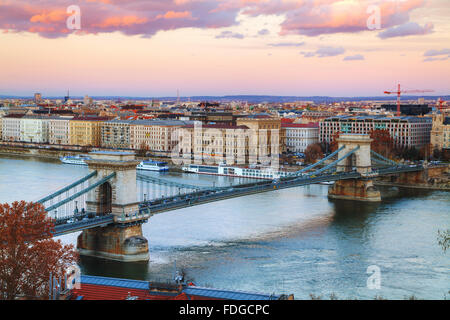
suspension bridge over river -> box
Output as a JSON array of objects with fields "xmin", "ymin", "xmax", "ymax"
[{"xmin": 34, "ymin": 134, "xmax": 447, "ymax": 261}]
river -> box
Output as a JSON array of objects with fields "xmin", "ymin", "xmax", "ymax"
[{"xmin": 0, "ymin": 155, "xmax": 448, "ymax": 300}]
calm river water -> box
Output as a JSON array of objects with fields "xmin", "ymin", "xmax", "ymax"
[{"xmin": 0, "ymin": 155, "xmax": 448, "ymax": 300}]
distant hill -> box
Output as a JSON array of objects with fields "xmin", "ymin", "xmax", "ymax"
[{"xmin": 1, "ymin": 94, "xmax": 449, "ymax": 104}]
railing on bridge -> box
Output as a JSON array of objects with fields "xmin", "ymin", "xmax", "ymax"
[
  {"xmin": 37, "ymin": 144, "xmax": 430, "ymax": 237},
  {"xmin": 136, "ymin": 173, "xmax": 214, "ymax": 202}
]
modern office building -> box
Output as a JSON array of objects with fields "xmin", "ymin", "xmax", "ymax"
[
  {"xmin": 381, "ymin": 104, "xmax": 431, "ymax": 116},
  {"xmin": 320, "ymin": 115, "xmax": 432, "ymax": 148}
]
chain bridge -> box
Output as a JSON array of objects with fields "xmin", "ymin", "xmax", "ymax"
[{"xmin": 34, "ymin": 134, "xmax": 446, "ymax": 262}]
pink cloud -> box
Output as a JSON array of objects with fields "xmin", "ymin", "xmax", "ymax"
[
  {"xmin": 243, "ymin": 0, "xmax": 427, "ymax": 37},
  {"xmin": 0, "ymin": 0, "xmax": 429, "ymax": 38},
  {"xmin": 156, "ymin": 11, "xmax": 192, "ymax": 19},
  {"xmin": 94, "ymin": 16, "xmax": 149, "ymax": 28}
]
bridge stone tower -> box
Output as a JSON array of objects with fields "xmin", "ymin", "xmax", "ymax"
[
  {"xmin": 328, "ymin": 134, "xmax": 381, "ymax": 202},
  {"xmin": 77, "ymin": 151, "xmax": 150, "ymax": 262}
]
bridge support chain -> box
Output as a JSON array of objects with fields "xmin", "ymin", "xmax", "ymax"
[
  {"xmin": 328, "ymin": 178, "xmax": 381, "ymax": 202},
  {"xmin": 77, "ymin": 223, "xmax": 149, "ymax": 262}
]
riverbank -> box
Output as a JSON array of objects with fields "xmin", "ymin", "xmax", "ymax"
[
  {"xmin": 0, "ymin": 143, "xmax": 178, "ymax": 166},
  {"xmin": 374, "ymin": 181, "xmax": 450, "ymax": 191}
]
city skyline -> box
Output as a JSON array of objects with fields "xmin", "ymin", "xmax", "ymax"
[{"xmin": 1, "ymin": 0, "xmax": 449, "ymax": 97}]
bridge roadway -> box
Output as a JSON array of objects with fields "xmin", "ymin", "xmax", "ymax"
[{"xmin": 51, "ymin": 164, "xmax": 428, "ymax": 237}]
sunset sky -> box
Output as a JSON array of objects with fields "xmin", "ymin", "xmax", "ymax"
[{"xmin": 0, "ymin": 0, "xmax": 449, "ymax": 97}]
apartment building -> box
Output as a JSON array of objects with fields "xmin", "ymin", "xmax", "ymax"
[
  {"xmin": 20, "ymin": 115, "xmax": 49, "ymax": 143},
  {"xmin": 101, "ymin": 120, "xmax": 134, "ymax": 149},
  {"xmin": 1, "ymin": 114, "xmax": 24, "ymax": 142},
  {"xmin": 49, "ymin": 116, "xmax": 73, "ymax": 145},
  {"xmin": 282, "ymin": 123, "xmax": 319, "ymax": 153},
  {"xmin": 69, "ymin": 116, "xmax": 110, "ymax": 147},
  {"xmin": 129, "ymin": 120, "xmax": 192, "ymax": 152},
  {"xmin": 320, "ymin": 116, "xmax": 432, "ymax": 148},
  {"xmin": 182, "ymin": 123, "xmax": 251, "ymax": 165}
]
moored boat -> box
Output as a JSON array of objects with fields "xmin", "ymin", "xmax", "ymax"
[
  {"xmin": 60, "ymin": 154, "xmax": 91, "ymax": 165},
  {"xmin": 182, "ymin": 163, "xmax": 289, "ymax": 179},
  {"xmin": 137, "ymin": 160, "xmax": 169, "ymax": 171}
]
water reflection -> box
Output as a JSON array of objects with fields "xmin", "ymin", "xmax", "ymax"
[
  {"xmin": 1, "ymin": 156, "xmax": 449, "ymax": 299},
  {"xmin": 80, "ymin": 256, "xmax": 150, "ymax": 280}
]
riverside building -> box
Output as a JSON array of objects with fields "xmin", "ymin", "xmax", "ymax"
[{"xmin": 320, "ymin": 115, "xmax": 432, "ymax": 148}]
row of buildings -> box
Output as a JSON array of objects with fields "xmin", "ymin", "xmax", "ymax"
[
  {"xmin": 0, "ymin": 114, "xmax": 321, "ymax": 154},
  {"xmin": 1, "ymin": 110, "xmax": 446, "ymax": 161}
]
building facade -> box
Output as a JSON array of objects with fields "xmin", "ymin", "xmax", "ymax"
[
  {"xmin": 101, "ymin": 120, "xmax": 133, "ymax": 149},
  {"xmin": 320, "ymin": 116, "xmax": 432, "ymax": 149},
  {"xmin": 129, "ymin": 120, "xmax": 192, "ymax": 152},
  {"xmin": 49, "ymin": 117, "xmax": 73, "ymax": 145},
  {"xmin": 236, "ymin": 115, "xmax": 283, "ymax": 157},
  {"xmin": 431, "ymin": 112, "xmax": 450, "ymax": 151},
  {"xmin": 20, "ymin": 116, "xmax": 49, "ymax": 143},
  {"xmin": 282, "ymin": 123, "xmax": 319, "ymax": 153},
  {"xmin": 1, "ymin": 114, "xmax": 24, "ymax": 142},
  {"xmin": 69, "ymin": 117, "xmax": 109, "ymax": 147},
  {"xmin": 181, "ymin": 123, "xmax": 251, "ymax": 165}
]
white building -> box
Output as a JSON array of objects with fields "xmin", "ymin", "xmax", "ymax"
[
  {"xmin": 49, "ymin": 116, "xmax": 73, "ymax": 145},
  {"xmin": 282, "ymin": 123, "xmax": 319, "ymax": 153},
  {"xmin": 2, "ymin": 114, "xmax": 24, "ymax": 142},
  {"xmin": 0, "ymin": 114, "xmax": 3, "ymax": 140},
  {"xmin": 20, "ymin": 115, "xmax": 49, "ymax": 143},
  {"xmin": 320, "ymin": 116, "xmax": 432, "ymax": 149}
]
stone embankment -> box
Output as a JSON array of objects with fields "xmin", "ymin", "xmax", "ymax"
[{"xmin": 375, "ymin": 165, "xmax": 450, "ymax": 190}]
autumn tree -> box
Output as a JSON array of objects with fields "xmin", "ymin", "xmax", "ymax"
[
  {"xmin": 330, "ymin": 131, "xmax": 341, "ymax": 152},
  {"xmin": 369, "ymin": 129, "xmax": 395, "ymax": 159},
  {"xmin": 0, "ymin": 201, "xmax": 78, "ymax": 300},
  {"xmin": 419, "ymin": 143, "xmax": 432, "ymax": 161},
  {"xmin": 304, "ymin": 143, "xmax": 324, "ymax": 164},
  {"xmin": 136, "ymin": 142, "xmax": 149, "ymax": 158}
]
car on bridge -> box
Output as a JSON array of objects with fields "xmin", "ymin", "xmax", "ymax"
[{"xmin": 67, "ymin": 218, "xmax": 76, "ymax": 224}]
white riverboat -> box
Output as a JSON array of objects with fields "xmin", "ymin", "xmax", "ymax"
[
  {"xmin": 182, "ymin": 163, "xmax": 290, "ymax": 179},
  {"xmin": 136, "ymin": 160, "xmax": 169, "ymax": 172},
  {"xmin": 60, "ymin": 155, "xmax": 91, "ymax": 165}
]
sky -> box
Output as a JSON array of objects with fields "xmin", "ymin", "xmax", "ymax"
[{"xmin": 0, "ymin": 0, "xmax": 449, "ymax": 97}]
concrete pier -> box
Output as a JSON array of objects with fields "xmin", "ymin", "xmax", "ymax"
[
  {"xmin": 77, "ymin": 224, "xmax": 149, "ymax": 262},
  {"xmin": 77, "ymin": 151, "xmax": 149, "ymax": 262},
  {"xmin": 328, "ymin": 179, "xmax": 381, "ymax": 202},
  {"xmin": 327, "ymin": 134, "xmax": 381, "ymax": 202}
]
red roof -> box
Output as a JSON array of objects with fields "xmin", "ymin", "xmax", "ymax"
[
  {"xmin": 281, "ymin": 118, "xmax": 295, "ymax": 124},
  {"xmin": 182, "ymin": 124, "xmax": 249, "ymax": 130},
  {"xmin": 281, "ymin": 122, "xmax": 319, "ymax": 128},
  {"xmin": 72, "ymin": 283, "xmax": 187, "ymax": 300},
  {"xmin": 72, "ymin": 116, "xmax": 112, "ymax": 121}
]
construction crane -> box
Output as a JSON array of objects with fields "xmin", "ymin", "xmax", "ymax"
[
  {"xmin": 437, "ymin": 98, "xmax": 446, "ymax": 112},
  {"xmin": 384, "ymin": 83, "xmax": 434, "ymax": 116}
]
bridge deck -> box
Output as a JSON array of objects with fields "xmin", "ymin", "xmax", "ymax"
[{"xmin": 49, "ymin": 164, "xmax": 437, "ymax": 236}]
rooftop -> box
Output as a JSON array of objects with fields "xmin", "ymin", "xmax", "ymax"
[
  {"xmin": 281, "ymin": 123, "xmax": 319, "ymax": 128},
  {"xmin": 72, "ymin": 275, "xmax": 284, "ymax": 300}
]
